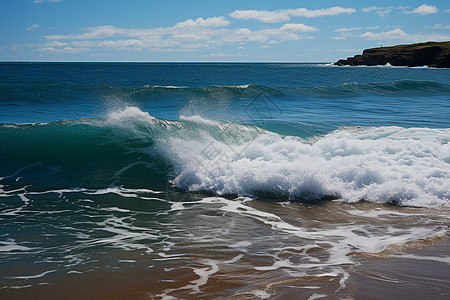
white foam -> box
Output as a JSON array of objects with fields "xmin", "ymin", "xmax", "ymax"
[
  {"xmin": 162, "ymin": 126, "xmax": 450, "ymax": 207},
  {"xmin": 157, "ymin": 260, "xmax": 220, "ymax": 297},
  {"xmin": 77, "ymin": 215, "xmax": 158, "ymax": 254},
  {"xmin": 224, "ymin": 254, "xmax": 244, "ymax": 264},
  {"xmin": 171, "ymin": 197, "xmax": 446, "ymax": 277},
  {"xmin": 12, "ymin": 270, "xmax": 56, "ymax": 280},
  {"xmin": 9, "ymin": 285, "xmax": 33, "ymax": 289},
  {"xmin": 211, "ymin": 84, "xmax": 250, "ymax": 88},
  {"xmin": 106, "ymin": 106, "xmax": 156, "ymax": 124},
  {"xmin": 0, "ymin": 239, "xmax": 33, "ymax": 252},
  {"xmin": 248, "ymin": 290, "xmax": 271, "ymax": 299},
  {"xmin": 346, "ymin": 208, "xmax": 441, "ymax": 219},
  {"xmin": 308, "ymin": 293, "xmax": 327, "ymax": 300},
  {"xmin": 118, "ymin": 259, "xmax": 137, "ymax": 263},
  {"xmin": 190, "ymin": 260, "xmax": 220, "ymax": 292},
  {"xmin": 169, "ymin": 202, "xmax": 185, "ymax": 211},
  {"xmin": 101, "ymin": 207, "xmax": 131, "ymax": 213},
  {"xmin": 150, "ymin": 85, "xmax": 188, "ymax": 89},
  {"xmin": 388, "ymin": 254, "xmax": 450, "ymax": 264},
  {"xmin": 230, "ymin": 241, "xmax": 252, "ymax": 248},
  {"xmin": 179, "ymin": 115, "xmax": 221, "ymax": 126},
  {"xmin": 84, "ymin": 187, "xmax": 162, "ymax": 198}
]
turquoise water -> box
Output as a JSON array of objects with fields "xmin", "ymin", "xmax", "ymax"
[{"xmin": 1, "ymin": 63, "xmax": 449, "ymax": 298}]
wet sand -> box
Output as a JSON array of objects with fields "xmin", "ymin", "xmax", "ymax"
[
  {"xmin": 2, "ymin": 236, "xmax": 448, "ymax": 299},
  {"xmin": 346, "ymin": 237, "xmax": 450, "ymax": 300}
]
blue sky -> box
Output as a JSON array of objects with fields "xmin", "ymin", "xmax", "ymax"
[{"xmin": 1, "ymin": 0, "xmax": 449, "ymax": 62}]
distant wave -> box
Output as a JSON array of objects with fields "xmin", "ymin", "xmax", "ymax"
[
  {"xmin": 290, "ymin": 80, "xmax": 450, "ymax": 97},
  {"xmin": 1, "ymin": 107, "xmax": 449, "ymax": 207},
  {"xmin": 131, "ymin": 80, "xmax": 450, "ymax": 98},
  {"xmin": 2, "ymin": 81, "xmax": 449, "ymax": 106}
]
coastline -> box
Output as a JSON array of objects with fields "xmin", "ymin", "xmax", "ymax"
[
  {"xmin": 1, "ymin": 201, "xmax": 448, "ymax": 300},
  {"xmin": 334, "ymin": 41, "xmax": 450, "ymax": 68}
]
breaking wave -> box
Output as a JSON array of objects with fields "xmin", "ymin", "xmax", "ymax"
[{"xmin": 1, "ymin": 107, "xmax": 449, "ymax": 207}]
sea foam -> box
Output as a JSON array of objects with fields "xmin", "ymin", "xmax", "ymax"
[
  {"xmin": 156, "ymin": 115, "xmax": 450, "ymax": 207},
  {"xmin": 10, "ymin": 107, "xmax": 445, "ymax": 207}
]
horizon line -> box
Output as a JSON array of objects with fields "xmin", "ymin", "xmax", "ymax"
[{"xmin": 0, "ymin": 60, "xmax": 330, "ymax": 64}]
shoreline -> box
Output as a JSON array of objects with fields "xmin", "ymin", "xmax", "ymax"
[
  {"xmin": 1, "ymin": 217, "xmax": 448, "ymax": 299},
  {"xmin": 335, "ymin": 41, "xmax": 450, "ymax": 68}
]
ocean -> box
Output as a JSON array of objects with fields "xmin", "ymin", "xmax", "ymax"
[{"xmin": 0, "ymin": 62, "xmax": 449, "ymax": 299}]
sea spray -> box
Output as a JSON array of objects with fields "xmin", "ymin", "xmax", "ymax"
[{"xmin": 2, "ymin": 107, "xmax": 448, "ymax": 207}]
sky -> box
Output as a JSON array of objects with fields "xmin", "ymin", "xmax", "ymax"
[{"xmin": 1, "ymin": 0, "xmax": 450, "ymax": 62}]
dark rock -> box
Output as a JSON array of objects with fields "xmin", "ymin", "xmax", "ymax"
[{"xmin": 334, "ymin": 41, "xmax": 450, "ymax": 68}]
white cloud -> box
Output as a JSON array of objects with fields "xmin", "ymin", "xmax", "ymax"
[
  {"xmin": 363, "ymin": 6, "xmax": 412, "ymax": 17},
  {"xmin": 203, "ymin": 53, "xmax": 242, "ymax": 57},
  {"xmin": 98, "ymin": 39, "xmax": 144, "ymax": 49},
  {"xmin": 446, "ymin": 9, "xmax": 450, "ymax": 13},
  {"xmin": 334, "ymin": 27, "xmax": 362, "ymax": 32},
  {"xmin": 246, "ymin": 29, "xmax": 285, "ymax": 42},
  {"xmin": 287, "ymin": 7, "xmax": 356, "ymax": 18},
  {"xmin": 45, "ymin": 17, "xmax": 230, "ymax": 41},
  {"xmin": 44, "ymin": 41, "xmax": 68, "ymax": 47},
  {"xmin": 332, "ymin": 26, "xmax": 381, "ymax": 40},
  {"xmin": 362, "ymin": 6, "xmax": 381, "ymax": 13},
  {"xmin": 41, "ymin": 18, "xmax": 319, "ymax": 54},
  {"xmin": 171, "ymin": 33, "xmax": 208, "ymax": 42},
  {"xmin": 404, "ymin": 4, "xmax": 438, "ymax": 15},
  {"xmin": 45, "ymin": 25, "xmax": 126, "ymax": 40},
  {"xmin": 229, "ymin": 6, "xmax": 355, "ymax": 23},
  {"xmin": 71, "ymin": 41, "xmax": 96, "ymax": 47},
  {"xmin": 362, "ymin": 6, "xmax": 393, "ymax": 17},
  {"xmin": 38, "ymin": 47, "xmax": 86, "ymax": 53},
  {"xmin": 434, "ymin": 24, "xmax": 450, "ymax": 29},
  {"xmin": 361, "ymin": 29, "xmax": 407, "ymax": 40},
  {"xmin": 360, "ymin": 28, "xmax": 450, "ymax": 42},
  {"xmin": 26, "ymin": 24, "xmax": 40, "ymax": 31},
  {"xmin": 280, "ymin": 23, "xmax": 318, "ymax": 32},
  {"xmin": 174, "ymin": 17, "xmax": 229, "ymax": 28},
  {"xmin": 229, "ymin": 10, "xmax": 289, "ymax": 23}
]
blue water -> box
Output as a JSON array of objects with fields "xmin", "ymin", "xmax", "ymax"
[
  {"xmin": 0, "ymin": 62, "xmax": 449, "ymax": 298},
  {"xmin": 1, "ymin": 63, "xmax": 449, "ymax": 128}
]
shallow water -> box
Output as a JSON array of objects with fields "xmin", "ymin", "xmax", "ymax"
[{"xmin": 1, "ymin": 196, "xmax": 448, "ymax": 299}]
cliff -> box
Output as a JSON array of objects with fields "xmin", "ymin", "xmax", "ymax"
[{"xmin": 334, "ymin": 41, "xmax": 450, "ymax": 68}]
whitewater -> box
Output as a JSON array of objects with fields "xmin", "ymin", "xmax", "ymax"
[{"xmin": 110, "ymin": 107, "xmax": 450, "ymax": 206}]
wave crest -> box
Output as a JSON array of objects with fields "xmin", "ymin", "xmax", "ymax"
[
  {"xmin": 1, "ymin": 108, "xmax": 449, "ymax": 207},
  {"xmin": 162, "ymin": 121, "xmax": 450, "ymax": 207}
]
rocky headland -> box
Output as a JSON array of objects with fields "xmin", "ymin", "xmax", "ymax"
[{"xmin": 334, "ymin": 41, "xmax": 450, "ymax": 68}]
